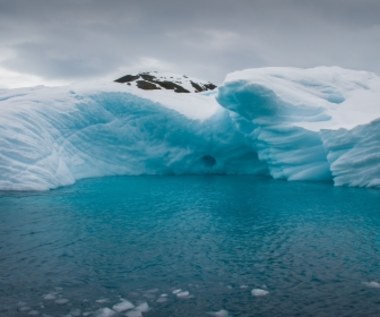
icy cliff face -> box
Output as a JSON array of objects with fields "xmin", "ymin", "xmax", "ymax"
[
  {"xmin": 0, "ymin": 80, "xmax": 265, "ymax": 191},
  {"xmin": 0, "ymin": 67, "xmax": 379, "ymax": 190},
  {"xmin": 217, "ymin": 67, "xmax": 380, "ymax": 188}
]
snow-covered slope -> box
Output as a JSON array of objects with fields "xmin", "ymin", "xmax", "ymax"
[
  {"xmin": 0, "ymin": 67, "xmax": 379, "ymax": 191},
  {"xmin": 217, "ymin": 67, "xmax": 380, "ymax": 187},
  {"xmin": 115, "ymin": 71, "xmax": 217, "ymax": 93}
]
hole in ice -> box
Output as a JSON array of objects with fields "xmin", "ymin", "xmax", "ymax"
[{"xmin": 201, "ymin": 155, "xmax": 216, "ymax": 167}]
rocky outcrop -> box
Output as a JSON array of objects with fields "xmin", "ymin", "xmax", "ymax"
[{"xmin": 115, "ymin": 71, "xmax": 217, "ymax": 93}]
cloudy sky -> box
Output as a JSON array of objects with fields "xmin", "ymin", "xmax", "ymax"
[{"xmin": 0, "ymin": 0, "xmax": 379, "ymax": 88}]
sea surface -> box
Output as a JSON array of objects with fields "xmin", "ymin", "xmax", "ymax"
[{"xmin": 1, "ymin": 176, "xmax": 380, "ymax": 317}]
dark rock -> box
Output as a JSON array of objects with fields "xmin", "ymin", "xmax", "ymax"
[
  {"xmin": 114, "ymin": 74, "xmax": 140, "ymax": 83},
  {"xmin": 190, "ymin": 81, "xmax": 203, "ymax": 92},
  {"xmin": 136, "ymin": 80, "xmax": 161, "ymax": 90},
  {"xmin": 156, "ymin": 81, "xmax": 190, "ymax": 93},
  {"xmin": 204, "ymin": 83, "xmax": 217, "ymax": 91}
]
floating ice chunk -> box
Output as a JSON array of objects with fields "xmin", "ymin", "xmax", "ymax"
[
  {"xmin": 251, "ymin": 288, "xmax": 269, "ymax": 297},
  {"xmin": 55, "ymin": 298, "xmax": 69, "ymax": 305},
  {"xmin": 208, "ymin": 309, "xmax": 230, "ymax": 317},
  {"xmin": 69, "ymin": 308, "xmax": 81, "ymax": 316},
  {"xmin": 176, "ymin": 291, "xmax": 191, "ymax": 298},
  {"xmin": 82, "ymin": 312, "xmax": 92, "ymax": 317},
  {"xmin": 172, "ymin": 289, "xmax": 182, "ymax": 294},
  {"xmin": 18, "ymin": 306, "xmax": 31, "ymax": 312},
  {"xmin": 28, "ymin": 310, "xmax": 39, "ymax": 315},
  {"xmin": 93, "ymin": 307, "xmax": 116, "ymax": 317},
  {"xmin": 240, "ymin": 285, "xmax": 248, "ymax": 289},
  {"xmin": 135, "ymin": 302, "xmax": 149, "ymax": 313},
  {"xmin": 125, "ymin": 310, "xmax": 143, "ymax": 317},
  {"xmin": 157, "ymin": 293, "xmax": 168, "ymax": 303},
  {"xmin": 96, "ymin": 298, "xmax": 109, "ymax": 304},
  {"xmin": 363, "ymin": 281, "xmax": 380, "ymax": 288},
  {"xmin": 112, "ymin": 299, "xmax": 135, "ymax": 312},
  {"xmin": 43, "ymin": 293, "xmax": 56, "ymax": 300}
]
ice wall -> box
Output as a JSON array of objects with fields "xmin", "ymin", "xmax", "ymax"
[
  {"xmin": 0, "ymin": 83, "xmax": 266, "ymax": 190},
  {"xmin": 1, "ymin": 67, "xmax": 379, "ymax": 191},
  {"xmin": 217, "ymin": 67, "xmax": 380, "ymax": 188}
]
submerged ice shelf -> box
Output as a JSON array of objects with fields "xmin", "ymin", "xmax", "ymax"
[{"xmin": 0, "ymin": 67, "xmax": 379, "ymax": 190}]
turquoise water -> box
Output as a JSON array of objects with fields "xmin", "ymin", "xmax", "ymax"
[{"xmin": 1, "ymin": 176, "xmax": 380, "ymax": 317}]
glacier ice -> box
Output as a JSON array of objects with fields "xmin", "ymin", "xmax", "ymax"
[
  {"xmin": 0, "ymin": 82, "xmax": 265, "ymax": 190},
  {"xmin": 0, "ymin": 67, "xmax": 379, "ymax": 191},
  {"xmin": 217, "ymin": 67, "xmax": 380, "ymax": 188}
]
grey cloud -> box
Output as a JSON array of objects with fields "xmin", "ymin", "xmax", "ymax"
[{"xmin": 0, "ymin": 0, "xmax": 379, "ymax": 84}]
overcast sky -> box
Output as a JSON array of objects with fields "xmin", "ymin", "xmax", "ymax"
[{"xmin": 0, "ymin": 0, "xmax": 379, "ymax": 88}]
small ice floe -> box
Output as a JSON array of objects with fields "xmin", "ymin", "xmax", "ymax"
[
  {"xmin": 28, "ymin": 310, "xmax": 39, "ymax": 316},
  {"xmin": 42, "ymin": 293, "xmax": 57, "ymax": 300},
  {"xmin": 17, "ymin": 302, "xmax": 30, "ymax": 312},
  {"xmin": 55, "ymin": 298, "xmax": 69, "ymax": 305},
  {"xmin": 226, "ymin": 285, "xmax": 233, "ymax": 290},
  {"xmin": 69, "ymin": 308, "xmax": 81, "ymax": 317},
  {"xmin": 93, "ymin": 307, "xmax": 116, "ymax": 317},
  {"xmin": 96, "ymin": 298, "xmax": 109, "ymax": 304},
  {"xmin": 208, "ymin": 309, "xmax": 230, "ymax": 317},
  {"xmin": 135, "ymin": 302, "xmax": 149, "ymax": 313},
  {"xmin": 112, "ymin": 299, "xmax": 135, "ymax": 312},
  {"xmin": 363, "ymin": 281, "xmax": 380, "ymax": 289},
  {"xmin": 125, "ymin": 310, "xmax": 142, "ymax": 317},
  {"xmin": 176, "ymin": 291, "xmax": 191, "ymax": 299},
  {"xmin": 172, "ymin": 289, "xmax": 182, "ymax": 295},
  {"xmin": 251, "ymin": 288, "xmax": 269, "ymax": 297},
  {"xmin": 156, "ymin": 294, "xmax": 168, "ymax": 303},
  {"xmin": 240, "ymin": 285, "xmax": 248, "ymax": 289},
  {"xmin": 82, "ymin": 312, "xmax": 92, "ymax": 317}
]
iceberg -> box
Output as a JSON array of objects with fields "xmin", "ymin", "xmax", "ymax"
[
  {"xmin": 0, "ymin": 80, "xmax": 265, "ymax": 191},
  {"xmin": 217, "ymin": 66, "xmax": 380, "ymax": 188},
  {"xmin": 0, "ymin": 67, "xmax": 379, "ymax": 191}
]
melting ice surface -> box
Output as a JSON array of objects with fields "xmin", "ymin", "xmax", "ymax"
[
  {"xmin": 0, "ymin": 66, "xmax": 380, "ymax": 190},
  {"xmin": 1, "ymin": 176, "xmax": 380, "ymax": 317}
]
